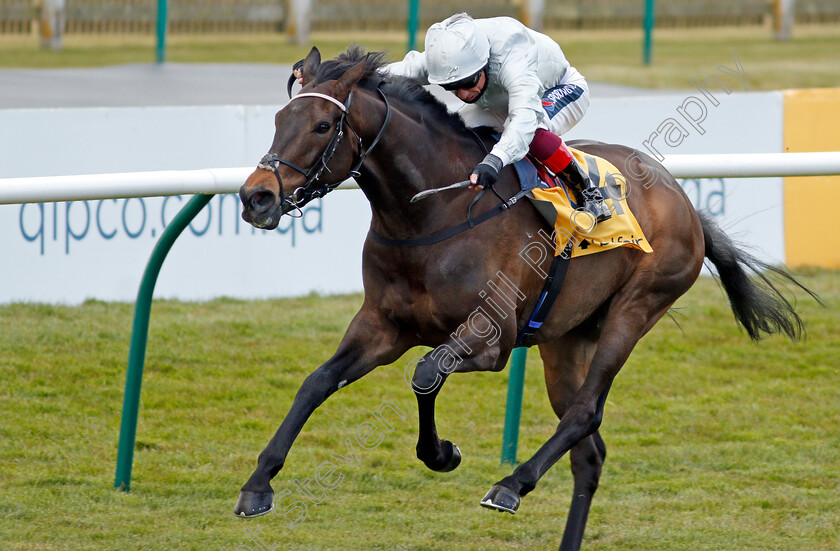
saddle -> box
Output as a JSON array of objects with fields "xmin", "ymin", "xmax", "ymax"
[
  {"xmin": 380, "ymin": 140, "xmax": 652, "ymax": 346},
  {"xmin": 513, "ymin": 149, "xmax": 652, "ymax": 258},
  {"xmin": 511, "ymin": 149, "xmax": 652, "ymax": 346}
]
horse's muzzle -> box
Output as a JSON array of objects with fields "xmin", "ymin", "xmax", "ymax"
[
  {"xmin": 240, "ymin": 172, "xmax": 284, "ymax": 229},
  {"xmin": 240, "ymin": 187, "xmax": 282, "ymax": 229}
]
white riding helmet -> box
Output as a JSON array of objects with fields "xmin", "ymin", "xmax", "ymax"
[{"xmin": 425, "ymin": 14, "xmax": 490, "ymax": 86}]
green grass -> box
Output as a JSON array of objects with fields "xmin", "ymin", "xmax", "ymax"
[
  {"xmin": 556, "ymin": 24, "xmax": 840, "ymax": 90},
  {"xmin": 1, "ymin": 24, "xmax": 839, "ymax": 90},
  {"xmin": 0, "ymin": 32, "xmax": 409, "ymax": 70},
  {"xmin": 0, "ymin": 269, "xmax": 837, "ymax": 550}
]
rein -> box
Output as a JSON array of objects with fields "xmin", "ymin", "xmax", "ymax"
[
  {"xmin": 370, "ymin": 188, "xmax": 529, "ymax": 248},
  {"xmin": 370, "ymin": 126, "xmax": 526, "ymax": 248},
  {"xmin": 257, "ymin": 84, "xmax": 391, "ymax": 217},
  {"xmin": 259, "ymin": 80, "xmax": 522, "ymax": 247}
]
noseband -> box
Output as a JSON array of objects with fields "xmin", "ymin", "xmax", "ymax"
[{"xmin": 257, "ymin": 84, "xmax": 391, "ymax": 217}]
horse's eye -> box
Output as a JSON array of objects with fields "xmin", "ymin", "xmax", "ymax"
[{"xmin": 314, "ymin": 122, "xmax": 331, "ymax": 134}]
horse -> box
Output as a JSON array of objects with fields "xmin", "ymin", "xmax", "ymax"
[{"xmin": 234, "ymin": 46, "xmax": 812, "ymax": 551}]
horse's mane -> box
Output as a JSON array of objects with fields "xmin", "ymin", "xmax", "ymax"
[{"xmin": 312, "ymin": 45, "xmax": 492, "ymax": 140}]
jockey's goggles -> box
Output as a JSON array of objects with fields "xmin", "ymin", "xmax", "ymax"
[{"xmin": 441, "ymin": 68, "xmax": 484, "ymax": 91}]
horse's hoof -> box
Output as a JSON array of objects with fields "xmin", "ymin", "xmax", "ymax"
[
  {"xmin": 437, "ymin": 441, "xmax": 462, "ymax": 472},
  {"xmin": 234, "ymin": 490, "xmax": 274, "ymax": 518},
  {"xmin": 421, "ymin": 440, "xmax": 462, "ymax": 472},
  {"xmin": 480, "ymin": 484, "xmax": 520, "ymax": 514}
]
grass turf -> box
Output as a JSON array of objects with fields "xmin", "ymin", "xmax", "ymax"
[
  {"xmin": 0, "ymin": 268, "xmax": 837, "ymax": 550},
  {"xmin": 0, "ymin": 24, "xmax": 839, "ymax": 90}
]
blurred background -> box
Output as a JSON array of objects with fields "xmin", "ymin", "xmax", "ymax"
[{"xmin": 0, "ymin": 0, "xmax": 838, "ymax": 91}]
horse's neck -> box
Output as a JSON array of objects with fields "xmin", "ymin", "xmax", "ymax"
[{"xmin": 352, "ymin": 95, "xmax": 484, "ymax": 238}]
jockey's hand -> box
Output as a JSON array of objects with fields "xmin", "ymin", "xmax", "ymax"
[
  {"xmin": 470, "ymin": 154, "xmax": 503, "ymax": 190},
  {"xmin": 292, "ymin": 59, "xmax": 305, "ymax": 85}
]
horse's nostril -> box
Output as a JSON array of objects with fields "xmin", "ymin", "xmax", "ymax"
[{"xmin": 250, "ymin": 191, "xmax": 276, "ymax": 212}]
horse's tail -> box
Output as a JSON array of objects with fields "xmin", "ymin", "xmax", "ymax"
[{"xmin": 698, "ymin": 210, "xmax": 818, "ymax": 341}]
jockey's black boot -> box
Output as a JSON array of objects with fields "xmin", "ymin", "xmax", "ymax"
[{"xmin": 558, "ymin": 159, "xmax": 612, "ymax": 223}]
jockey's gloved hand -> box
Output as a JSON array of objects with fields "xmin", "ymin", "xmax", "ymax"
[{"xmin": 470, "ymin": 154, "xmax": 503, "ymax": 189}]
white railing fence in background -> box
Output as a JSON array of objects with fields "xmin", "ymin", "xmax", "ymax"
[{"xmin": 2, "ymin": 152, "xmax": 840, "ymax": 204}]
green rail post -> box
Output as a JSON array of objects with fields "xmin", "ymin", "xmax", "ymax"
[
  {"xmin": 155, "ymin": 0, "xmax": 168, "ymax": 63},
  {"xmin": 407, "ymin": 0, "xmax": 420, "ymax": 52},
  {"xmin": 643, "ymin": 0, "xmax": 656, "ymax": 66},
  {"xmin": 115, "ymin": 194, "xmax": 213, "ymax": 491},
  {"xmin": 501, "ymin": 347, "xmax": 527, "ymax": 464}
]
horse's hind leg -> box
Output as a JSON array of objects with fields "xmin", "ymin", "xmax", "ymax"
[
  {"xmin": 530, "ymin": 334, "xmax": 608, "ymax": 550},
  {"xmin": 483, "ymin": 261, "xmax": 696, "ymax": 529},
  {"xmin": 540, "ymin": 334, "xmax": 608, "ymax": 551},
  {"xmin": 562, "ymin": 432, "xmax": 606, "ymax": 551},
  {"xmin": 482, "ymin": 331, "xmax": 602, "ymax": 516}
]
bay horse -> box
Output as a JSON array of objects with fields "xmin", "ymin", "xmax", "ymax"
[{"xmin": 235, "ymin": 47, "xmax": 811, "ymax": 550}]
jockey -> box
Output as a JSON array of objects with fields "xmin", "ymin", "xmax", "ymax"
[{"xmin": 383, "ymin": 13, "xmax": 612, "ymax": 223}]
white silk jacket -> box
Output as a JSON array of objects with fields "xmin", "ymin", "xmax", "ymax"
[{"xmin": 384, "ymin": 16, "xmax": 574, "ymax": 167}]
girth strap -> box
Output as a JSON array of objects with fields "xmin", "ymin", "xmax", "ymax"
[{"xmin": 515, "ymin": 241, "xmax": 573, "ymax": 347}]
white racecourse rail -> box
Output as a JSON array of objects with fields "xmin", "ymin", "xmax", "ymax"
[
  {"xmin": 0, "ymin": 91, "xmax": 833, "ymax": 303},
  {"xmin": 2, "ymin": 152, "xmax": 840, "ymax": 204},
  {"xmin": 1, "ymin": 150, "xmax": 838, "ymax": 307}
]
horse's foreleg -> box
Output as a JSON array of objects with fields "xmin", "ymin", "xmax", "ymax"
[
  {"xmin": 411, "ymin": 355, "xmax": 460, "ymax": 472},
  {"xmin": 411, "ymin": 332, "xmax": 510, "ymax": 472},
  {"xmin": 234, "ymin": 309, "xmax": 404, "ymax": 517}
]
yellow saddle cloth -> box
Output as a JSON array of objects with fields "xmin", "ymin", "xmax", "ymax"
[{"xmin": 529, "ymin": 148, "xmax": 653, "ymax": 258}]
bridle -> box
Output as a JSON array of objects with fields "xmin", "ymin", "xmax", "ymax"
[
  {"xmin": 255, "ymin": 76, "xmax": 525, "ymax": 250},
  {"xmin": 256, "ymin": 83, "xmax": 391, "ymax": 217}
]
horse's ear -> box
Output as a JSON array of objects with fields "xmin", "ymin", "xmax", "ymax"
[
  {"xmin": 301, "ymin": 46, "xmax": 321, "ymax": 86},
  {"xmin": 333, "ymin": 59, "xmax": 367, "ymax": 102}
]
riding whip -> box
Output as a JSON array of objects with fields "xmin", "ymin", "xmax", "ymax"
[{"xmin": 410, "ymin": 180, "xmax": 474, "ymax": 203}]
